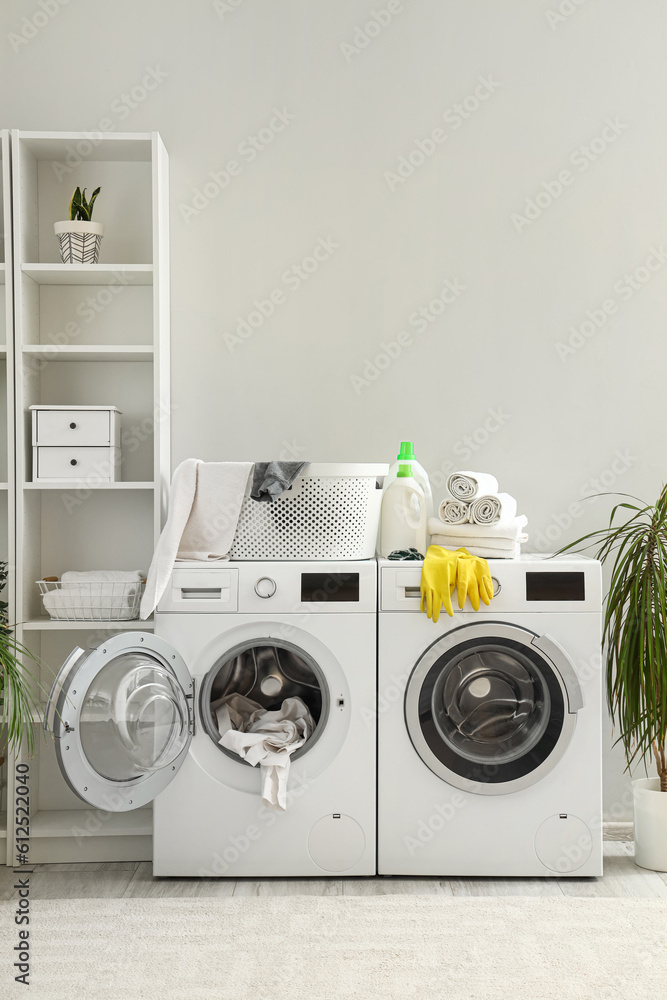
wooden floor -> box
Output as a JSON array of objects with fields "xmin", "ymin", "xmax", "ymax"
[{"xmin": 3, "ymin": 837, "xmax": 667, "ymax": 900}]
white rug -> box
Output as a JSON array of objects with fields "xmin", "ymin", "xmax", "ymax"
[{"xmin": 1, "ymin": 895, "xmax": 665, "ymax": 999}]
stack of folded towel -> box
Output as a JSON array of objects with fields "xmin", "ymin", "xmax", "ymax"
[{"xmin": 428, "ymin": 471, "xmax": 528, "ymax": 559}]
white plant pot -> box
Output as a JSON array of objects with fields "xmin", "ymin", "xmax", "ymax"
[
  {"xmin": 633, "ymin": 777, "xmax": 667, "ymax": 871},
  {"xmin": 53, "ymin": 220, "xmax": 104, "ymax": 264}
]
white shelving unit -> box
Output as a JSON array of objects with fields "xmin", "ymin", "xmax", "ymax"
[
  {"xmin": 0, "ymin": 131, "xmax": 16, "ymax": 864},
  {"xmin": 9, "ymin": 131, "xmax": 170, "ymax": 863}
]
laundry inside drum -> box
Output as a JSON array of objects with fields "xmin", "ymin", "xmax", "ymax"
[{"xmin": 201, "ymin": 642, "xmax": 329, "ymax": 761}]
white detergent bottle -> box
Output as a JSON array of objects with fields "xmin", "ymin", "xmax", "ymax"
[
  {"xmin": 384, "ymin": 441, "xmax": 434, "ymax": 522},
  {"xmin": 380, "ymin": 465, "xmax": 427, "ymax": 558}
]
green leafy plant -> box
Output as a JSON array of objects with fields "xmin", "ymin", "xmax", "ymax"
[
  {"xmin": 562, "ymin": 488, "xmax": 667, "ymax": 791},
  {"xmin": 69, "ymin": 185, "xmax": 101, "ymax": 222},
  {"xmin": 0, "ymin": 561, "xmax": 48, "ymax": 759}
]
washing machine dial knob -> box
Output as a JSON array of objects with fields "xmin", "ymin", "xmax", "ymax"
[
  {"xmin": 491, "ymin": 576, "xmax": 501, "ymax": 596},
  {"xmin": 254, "ymin": 577, "xmax": 277, "ymax": 599}
]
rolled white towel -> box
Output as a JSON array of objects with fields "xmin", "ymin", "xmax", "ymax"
[
  {"xmin": 430, "ymin": 537, "xmax": 524, "ymax": 560},
  {"xmin": 468, "ymin": 493, "xmax": 517, "ymax": 526},
  {"xmin": 447, "ymin": 471, "xmax": 499, "ymax": 501},
  {"xmin": 427, "ymin": 515, "xmax": 527, "ymax": 541},
  {"xmin": 439, "ymin": 499, "xmax": 470, "ymax": 524}
]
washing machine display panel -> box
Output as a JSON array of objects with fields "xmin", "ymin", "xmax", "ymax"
[
  {"xmin": 405, "ymin": 623, "xmax": 578, "ymax": 793},
  {"xmin": 526, "ymin": 572, "xmax": 585, "ymax": 602},
  {"xmin": 300, "ymin": 573, "xmax": 360, "ymax": 603},
  {"xmin": 79, "ymin": 652, "xmax": 191, "ymax": 781}
]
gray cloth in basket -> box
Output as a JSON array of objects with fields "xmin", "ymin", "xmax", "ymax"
[{"xmin": 250, "ymin": 462, "xmax": 308, "ymax": 502}]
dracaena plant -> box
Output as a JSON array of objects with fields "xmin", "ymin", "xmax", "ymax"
[
  {"xmin": 562, "ymin": 488, "xmax": 667, "ymax": 791},
  {"xmin": 69, "ymin": 185, "xmax": 101, "ymax": 222},
  {"xmin": 0, "ymin": 561, "xmax": 47, "ymax": 760}
]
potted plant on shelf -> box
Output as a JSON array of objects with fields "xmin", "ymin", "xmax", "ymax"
[
  {"xmin": 54, "ymin": 185, "xmax": 103, "ymax": 264},
  {"xmin": 563, "ymin": 486, "xmax": 667, "ymax": 871},
  {"xmin": 0, "ymin": 561, "xmax": 47, "ymax": 765}
]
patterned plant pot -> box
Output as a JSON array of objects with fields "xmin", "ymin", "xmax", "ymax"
[{"xmin": 53, "ymin": 221, "xmax": 104, "ymax": 264}]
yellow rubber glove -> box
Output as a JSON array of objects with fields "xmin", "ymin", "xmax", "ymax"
[
  {"xmin": 420, "ymin": 546, "xmax": 467, "ymax": 622},
  {"xmin": 455, "ymin": 549, "xmax": 494, "ymax": 611}
]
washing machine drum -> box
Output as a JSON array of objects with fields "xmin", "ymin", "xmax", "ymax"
[
  {"xmin": 201, "ymin": 640, "xmax": 329, "ymax": 761},
  {"xmin": 435, "ymin": 648, "xmax": 551, "ymax": 765},
  {"xmin": 405, "ymin": 624, "xmax": 579, "ymax": 794}
]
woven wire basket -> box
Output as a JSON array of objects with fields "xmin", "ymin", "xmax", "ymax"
[
  {"xmin": 230, "ymin": 463, "xmax": 388, "ymax": 560},
  {"xmin": 38, "ymin": 580, "xmax": 145, "ymax": 621}
]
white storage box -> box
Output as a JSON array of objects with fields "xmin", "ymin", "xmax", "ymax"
[
  {"xmin": 230, "ymin": 463, "xmax": 388, "ymax": 560},
  {"xmin": 30, "ymin": 405, "xmax": 121, "ymax": 483}
]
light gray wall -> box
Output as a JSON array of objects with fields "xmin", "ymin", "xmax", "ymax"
[{"xmin": 2, "ymin": 0, "xmax": 662, "ymax": 820}]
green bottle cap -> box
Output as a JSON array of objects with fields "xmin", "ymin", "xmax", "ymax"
[
  {"xmin": 396, "ymin": 464, "xmax": 413, "ymax": 478},
  {"xmin": 397, "ymin": 441, "xmax": 416, "ymax": 461}
]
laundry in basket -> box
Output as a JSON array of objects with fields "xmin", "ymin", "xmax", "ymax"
[{"xmin": 39, "ymin": 570, "xmax": 145, "ymax": 621}]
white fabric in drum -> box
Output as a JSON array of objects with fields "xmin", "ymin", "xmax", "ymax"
[{"xmin": 215, "ymin": 693, "xmax": 315, "ymax": 810}]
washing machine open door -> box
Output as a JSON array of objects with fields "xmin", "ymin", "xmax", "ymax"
[
  {"xmin": 44, "ymin": 631, "xmax": 193, "ymax": 811},
  {"xmin": 405, "ymin": 622, "xmax": 583, "ymax": 795}
]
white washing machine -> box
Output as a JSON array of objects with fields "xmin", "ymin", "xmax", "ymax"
[
  {"xmin": 378, "ymin": 554, "xmax": 603, "ymax": 877},
  {"xmin": 45, "ymin": 560, "xmax": 377, "ymax": 877}
]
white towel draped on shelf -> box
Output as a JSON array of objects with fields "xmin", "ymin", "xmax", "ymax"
[{"xmin": 140, "ymin": 459, "xmax": 253, "ymax": 619}]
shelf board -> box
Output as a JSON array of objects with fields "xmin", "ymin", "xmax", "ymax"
[
  {"xmin": 0, "ymin": 483, "xmax": 8, "ymax": 490},
  {"xmin": 0, "ymin": 813, "xmax": 6, "ymax": 839},
  {"xmin": 0, "ymin": 346, "xmax": 7, "ymax": 356},
  {"xmin": 22, "ymin": 264, "xmax": 153, "ymax": 286},
  {"xmin": 23, "ymin": 344, "xmax": 154, "ymax": 362},
  {"xmin": 22, "ymin": 617, "xmax": 154, "ymax": 631},
  {"xmin": 0, "ymin": 263, "xmax": 5, "ymax": 284},
  {"xmin": 19, "ymin": 132, "xmax": 153, "ymax": 162},
  {"xmin": 30, "ymin": 808, "xmax": 153, "ymax": 838},
  {"xmin": 24, "ymin": 481, "xmax": 155, "ymax": 490}
]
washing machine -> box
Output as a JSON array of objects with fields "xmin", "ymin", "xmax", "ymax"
[
  {"xmin": 378, "ymin": 554, "xmax": 603, "ymax": 877},
  {"xmin": 44, "ymin": 560, "xmax": 377, "ymax": 877}
]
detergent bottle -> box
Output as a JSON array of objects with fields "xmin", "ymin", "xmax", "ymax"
[
  {"xmin": 384, "ymin": 441, "xmax": 433, "ymax": 522},
  {"xmin": 380, "ymin": 465, "xmax": 427, "ymax": 558}
]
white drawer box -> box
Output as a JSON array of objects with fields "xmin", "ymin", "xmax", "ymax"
[
  {"xmin": 30, "ymin": 406, "xmax": 121, "ymax": 447},
  {"xmin": 33, "ymin": 446, "xmax": 121, "ymax": 482}
]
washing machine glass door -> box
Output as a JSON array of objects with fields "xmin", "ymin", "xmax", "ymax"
[
  {"xmin": 44, "ymin": 631, "xmax": 193, "ymax": 811},
  {"xmin": 405, "ymin": 622, "xmax": 582, "ymax": 794}
]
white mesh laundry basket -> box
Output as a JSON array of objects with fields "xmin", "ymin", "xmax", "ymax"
[
  {"xmin": 230, "ymin": 463, "xmax": 388, "ymax": 560},
  {"xmin": 38, "ymin": 579, "xmax": 145, "ymax": 621}
]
